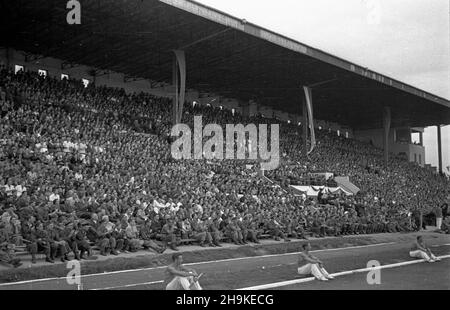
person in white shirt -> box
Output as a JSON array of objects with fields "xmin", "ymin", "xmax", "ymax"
[
  {"xmin": 4, "ymin": 185, "xmax": 14, "ymax": 196},
  {"xmin": 63, "ymin": 140, "xmax": 73, "ymax": 153},
  {"xmin": 297, "ymin": 243, "xmax": 334, "ymax": 281},
  {"xmin": 75, "ymin": 172, "xmax": 83, "ymax": 180},
  {"xmin": 409, "ymin": 236, "xmax": 441, "ymax": 263},
  {"xmin": 4, "ymin": 178, "xmax": 15, "ymax": 197},
  {"xmin": 36, "ymin": 142, "xmax": 48, "ymax": 153},
  {"xmin": 153, "ymin": 198, "xmax": 166, "ymax": 210},
  {"xmin": 15, "ymin": 184, "xmax": 26, "ymax": 197},
  {"xmin": 49, "ymin": 192, "xmax": 60, "ymax": 202},
  {"xmin": 165, "ymin": 198, "xmax": 176, "ymax": 209},
  {"xmin": 78, "ymin": 142, "xmax": 87, "ymax": 159}
]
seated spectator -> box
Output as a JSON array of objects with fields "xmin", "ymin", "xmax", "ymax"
[
  {"xmin": 162, "ymin": 219, "xmax": 179, "ymax": 251},
  {"xmin": 0, "ymin": 66, "xmax": 448, "ymax": 267},
  {"xmin": 0, "ymin": 221, "xmax": 22, "ymax": 268},
  {"xmin": 139, "ymin": 220, "xmax": 166, "ymax": 253},
  {"xmin": 46, "ymin": 221, "xmax": 70, "ymax": 262},
  {"xmin": 96, "ymin": 216, "xmax": 121, "ymax": 256}
]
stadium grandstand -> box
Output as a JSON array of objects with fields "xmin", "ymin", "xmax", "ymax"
[{"xmin": 0, "ymin": 0, "xmax": 449, "ymax": 291}]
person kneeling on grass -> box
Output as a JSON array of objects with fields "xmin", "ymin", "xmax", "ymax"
[
  {"xmin": 297, "ymin": 243, "xmax": 334, "ymax": 281},
  {"xmin": 164, "ymin": 253, "xmax": 202, "ymax": 290},
  {"xmin": 409, "ymin": 236, "xmax": 441, "ymax": 263}
]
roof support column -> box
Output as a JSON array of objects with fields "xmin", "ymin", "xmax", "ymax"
[
  {"xmin": 437, "ymin": 125, "xmax": 442, "ymax": 175},
  {"xmin": 302, "ymin": 95, "xmax": 308, "ymax": 156},
  {"xmin": 172, "ymin": 50, "xmax": 186, "ymax": 125},
  {"xmin": 382, "ymin": 106, "xmax": 391, "ymax": 168}
]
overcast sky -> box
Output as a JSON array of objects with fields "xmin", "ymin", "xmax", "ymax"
[{"xmin": 197, "ymin": 0, "xmax": 449, "ymax": 173}]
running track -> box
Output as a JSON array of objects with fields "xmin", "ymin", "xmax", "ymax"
[{"xmin": 1, "ymin": 237, "xmax": 449, "ymax": 290}]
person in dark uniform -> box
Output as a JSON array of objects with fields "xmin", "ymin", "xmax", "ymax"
[
  {"xmin": 243, "ymin": 215, "xmax": 259, "ymax": 244},
  {"xmin": 317, "ymin": 189, "xmax": 324, "ymax": 204},
  {"xmin": 162, "ymin": 219, "xmax": 179, "ymax": 251},
  {"xmin": 207, "ymin": 217, "xmax": 222, "ymax": 247},
  {"xmin": 123, "ymin": 219, "xmax": 143, "ymax": 252},
  {"xmin": 226, "ymin": 217, "xmax": 244, "ymax": 245},
  {"xmin": 47, "ymin": 222, "xmax": 69, "ymax": 262},
  {"xmin": 325, "ymin": 216, "xmax": 339, "ymax": 236},
  {"xmin": 219, "ymin": 216, "xmax": 228, "ymax": 232},
  {"xmin": 342, "ymin": 214, "xmax": 353, "ymax": 235},
  {"xmin": 201, "ymin": 216, "xmax": 216, "ymax": 247},
  {"xmin": 310, "ymin": 217, "xmax": 325, "ymax": 238},
  {"xmin": 21, "ymin": 219, "xmax": 37, "ymax": 263},
  {"xmin": 112, "ymin": 219, "xmax": 127, "ymax": 253},
  {"xmin": 139, "ymin": 220, "xmax": 166, "ymax": 253},
  {"xmin": 61, "ymin": 222, "xmax": 81, "ymax": 260},
  {"xmin": 85, "ymin": 218, "xmax": 99, "ymax": 245},
  {"xmin": 358, "ymin": 215, "xmax": 368, "ymax": 234},
  {"xmin": 237, "ymin": 218, "xmax": 250, "ymax": 244},
  {"xmin": 96, "ymin": 216, "xmax": 120, "ymax": 256},
  {"xmin": 150, "ymin": 215, "xmax": 163, "ymax": 239},
  {"xmin": 190, "ymin": 216, "xmax": 208, "ymax": 247},
  {"xmin": 441, "ymin": 203, "xmax": 449, "ymax": 218},
  {"xmin": 74, "ymin": 222, "xmax": 92, "ymax": 259},
  {"xmin": 32, "ymin": 222, "xmax": 55, "ymax": 263},
  {"xmin": 0, "ymin": 223, "xmax": 22, "ymax": 268}
]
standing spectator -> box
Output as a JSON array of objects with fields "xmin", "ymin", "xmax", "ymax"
[{"xmin": 434, "ymin": 205, "xmax": 443, "ymax": 230}]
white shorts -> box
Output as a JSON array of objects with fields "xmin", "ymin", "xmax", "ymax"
[
  {"xmin": 166, "ymin": 276, "xmax": 202, "ymax": 290},
  {"xmin": 297, "ymin": 263, "xmax": 314, "ymax": 275}
]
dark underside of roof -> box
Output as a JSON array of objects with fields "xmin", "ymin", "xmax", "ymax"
[{"xmin": 1, "ymin": 0, "xmax": 449, "ymax": 130}]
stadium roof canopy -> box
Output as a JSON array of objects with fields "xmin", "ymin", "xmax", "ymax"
[{"xmin": 2, "ymin": 0, "xmax": 449, "ymax": 129}]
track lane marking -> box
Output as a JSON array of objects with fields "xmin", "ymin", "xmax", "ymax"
[
  {"xmin": 237, "ymin": 254, "xmax": 450, "ymax": 290},
  {"xmin": 431, "ymin": 243, "xmax": 450, "ymax": 247},
  {"xmin": 0, "ymin": 241, "xmax": 398, "ymax": 287},
  {"xmin": 90, "ymin": 280, "xmax": 164, "ymax": 290}
]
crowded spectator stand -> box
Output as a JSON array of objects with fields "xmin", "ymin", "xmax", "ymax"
[{"xmin": 0, "ymin": 67, "xmax": 449, "ymax": 267}]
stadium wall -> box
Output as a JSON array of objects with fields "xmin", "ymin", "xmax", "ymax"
[{"xmin": 354, "ymin": 128, "xmax": 426, "ymax": 167}]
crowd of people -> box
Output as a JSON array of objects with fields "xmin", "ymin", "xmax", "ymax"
[{"xmin": 0, "ymin": 66, "xmax": 449, "ymax": 268}]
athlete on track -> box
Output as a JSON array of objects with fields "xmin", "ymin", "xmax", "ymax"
[
  {"xmin": 409, "ymin": 235, "xmax": 441, "ymax": 262},
  {"xmin": 297, "ymin": 243, "xmax": 334, "ymax": 281},
  {"xmin": 164, "ymin": 253, "xmax": 203, "ymax": 290}
]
